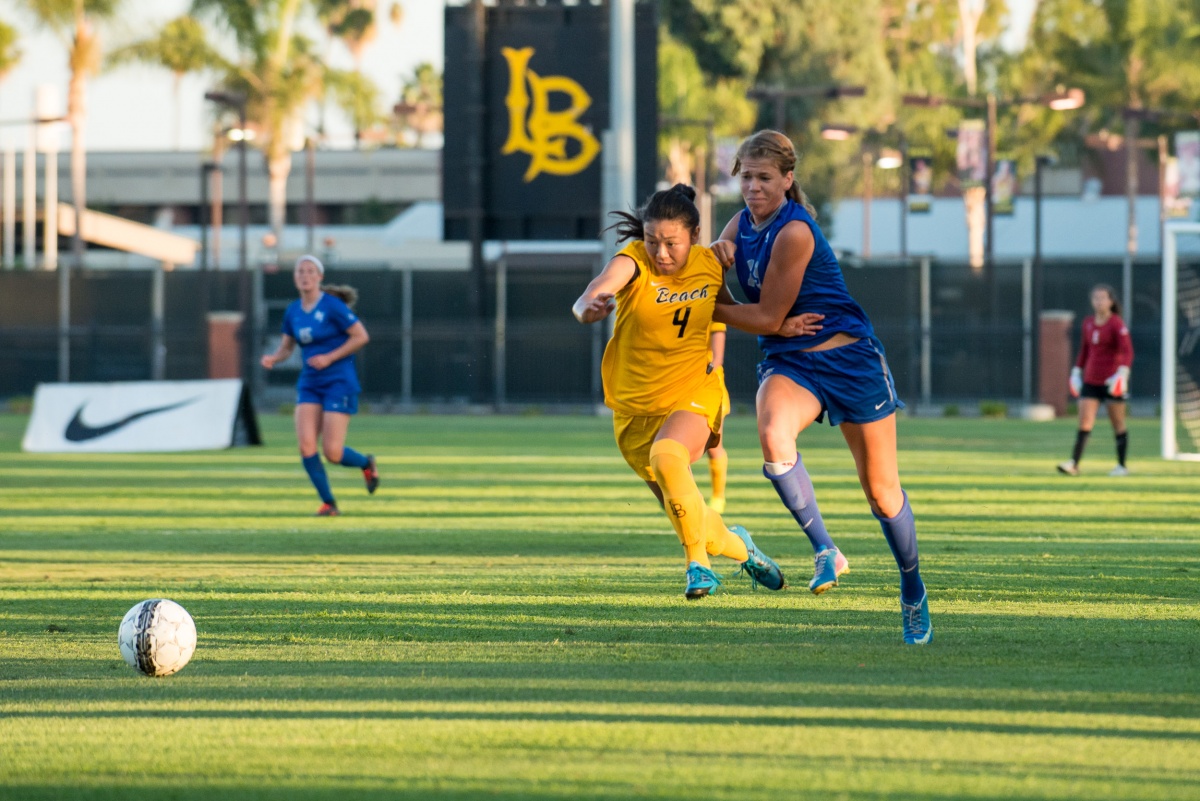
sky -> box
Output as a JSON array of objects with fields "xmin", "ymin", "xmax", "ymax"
[
  {"xmin": 0, "ymin": 0, "xmax": 1036, "ymax": 152},
  {"xmin": 0, "ymin": 0, "xmax": 445, "ymax": 152}
]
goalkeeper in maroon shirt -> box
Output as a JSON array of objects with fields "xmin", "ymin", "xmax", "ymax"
[{"xmin": 1058, "ymin": 284, "xmax": 1134, "ymax": 476}]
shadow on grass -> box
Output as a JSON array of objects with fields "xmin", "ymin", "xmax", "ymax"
[{"xmin": 5, "ymin": 602, "xmax": 1199, "ymax": 719}]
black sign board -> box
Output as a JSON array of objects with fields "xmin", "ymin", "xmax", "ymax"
[{"xmin": 443, "ymin": 2, "xmax": 657, "ymax": 241}]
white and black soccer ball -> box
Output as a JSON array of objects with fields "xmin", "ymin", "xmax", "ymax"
[{"xmin": 118, "ymin": 599, "xmax": 197, "ymax": 677}]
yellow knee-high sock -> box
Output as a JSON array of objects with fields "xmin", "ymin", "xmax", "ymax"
[
  {"xmin": 704, "ymin": 507, "xmax": 748, "ymax": 562},
  {"xmin": 649, "ymin": 439, "xmax": 710, "ymax": 566},
  {"xmin": 708, "ymin": 449, "xmax": 728, "ymax": 505}
]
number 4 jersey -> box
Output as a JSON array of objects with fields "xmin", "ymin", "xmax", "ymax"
[{"xmin": 601, "ymin": 240, "xmax": 726, "ymax": 416}]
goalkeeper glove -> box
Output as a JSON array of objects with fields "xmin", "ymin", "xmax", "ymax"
[
  {"xmin": 1105, "ymin": 365, "xmax": 1130, "ymax": 398},
  {"xmin": 1069, "ymin": 367, "xmax": 1083, "ymax": 398}
]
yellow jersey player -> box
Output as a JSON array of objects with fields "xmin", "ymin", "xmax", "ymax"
[
  {"xmin": 572, "ymin": 184, "xmax": 785, "ymax": 599},
  {"xmin": 705, "ymin": 322, "xmax": 731, "ymax": 513}
]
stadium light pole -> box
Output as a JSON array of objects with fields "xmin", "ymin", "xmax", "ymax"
[
  {"xmin": 748, "ymin": 85, "xmax": 866, "ymax": 132},
  {"xmin": 1032, "ymin": 153, "xmax": 1055, "ymax": 396},
  {"xmin": 821, "ymin": 125, "xmax": 901, "ymax": 258},
  {"xmin": 1094, "ymin": 106, "xmax": 1200, "ymax": 327},
  {"xmin": 903, "ymin": 87, "xmax": 1084, "ymax": 265},
  {"xmin": 204, "ymin": 90, "xmax": 251, "ymax": 385}
]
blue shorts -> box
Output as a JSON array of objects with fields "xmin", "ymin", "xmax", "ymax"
[
  {"xmin": 297, "ymin": 381, "xmax": 359, "ymax": 414},
  {"xmin": 757, "ymin": 335, "xmax": 904, "ymax": 426}
]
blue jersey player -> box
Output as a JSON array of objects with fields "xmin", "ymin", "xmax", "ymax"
[
  {"xmin": 712, "ymin": 130, "xmax": 931, "ymax": 645},
  {"xmin": 261, "ymin": 255, "xmax": 380, "ymax": 516}
]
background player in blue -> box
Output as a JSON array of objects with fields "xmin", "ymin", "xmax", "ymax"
[
  {"xmin": 261, "ymin": 255, "xmax": 380, "ymax": 516},
  {"xmin": 711, "ymin": 130, "xmax": 931, "ymax": 645}
]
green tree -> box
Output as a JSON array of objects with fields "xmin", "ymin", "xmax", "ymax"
[
  {"xmin": 189, "ymin": 0, "xmax": 382, "ymax": 240},
  {"xmin": 19, "ymin": 0, "xmax": 125, "ymax": 268},
  {"xmin": 657, "ymin": 27, "xmax": 755, "ymax": 190},
  {"xmin": 108, "ymin": 16, "xmax": 220, "ymax": 150},
  {"xmin": 0, "ymin": 18, "xmax": 21, "ymax": 82},
  {"xmin": 1016, "ymin": 0, "xmax": 1200, "ymax": 146}
]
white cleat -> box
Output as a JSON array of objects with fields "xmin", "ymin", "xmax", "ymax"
[
  {"xmin": 1056, "ymin": 461, "xmax": 1080, "ymax": 476},
  {"xmin": 1109, "ymin": 465, "xmax": 1130, "ymax": 477}
]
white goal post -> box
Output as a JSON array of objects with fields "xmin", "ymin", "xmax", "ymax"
[{"xmin": 1161, "ymin": 220, "xmax": 1200, "ymax": 460}]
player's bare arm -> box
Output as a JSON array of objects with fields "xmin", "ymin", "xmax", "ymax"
[
  {"xmin": 713, "ymin": 221, "xmax": 817, "ymax": 335},
  {"xmin": 572, "ymin": 254, "xmax": 637, "ymax": 323},
  {"xmin": 308, "ymin": 322, "xmax": 369, "ymax": 371},
  {"xmin": 708, "ymin": 214, "xmax": 739, "ymax": 268},
  {"xmin": 713, "ymin": 270, "xmax": 823, "ymax": 338},
  {"xmin": 261, "ymin": 334, "xmax": 296, "ymax": 370}
]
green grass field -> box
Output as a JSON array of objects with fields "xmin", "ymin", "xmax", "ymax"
[{"xmin": 1, "ymin": 412, "xmax": 1198, "ymax": 800}]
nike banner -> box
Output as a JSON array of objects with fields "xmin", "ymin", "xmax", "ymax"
[{"xmin": 22, "ymin": 380, "xmax": 263, "ymax": 453}]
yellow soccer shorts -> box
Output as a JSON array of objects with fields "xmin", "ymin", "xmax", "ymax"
[
  {"xmin": 612, "ymin": 379, "xmax": 726, "ymax": 482},
  {"xmin": 716, "ymin": 367, "xmax": 731, "ymax": 417}
]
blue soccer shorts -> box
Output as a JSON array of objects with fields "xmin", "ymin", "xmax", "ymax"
[
  {"xmin": 297, "ymin": 381, "xmax": 359, "ymax": 415},
  {"xmin": 757, "ymin": 335, "xmax": 904, "ymax": 426}
]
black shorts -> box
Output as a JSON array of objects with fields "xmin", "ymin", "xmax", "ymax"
[{"xmin": 1080, "ymin": 382, "xmax": 1127, "ymax": 402}]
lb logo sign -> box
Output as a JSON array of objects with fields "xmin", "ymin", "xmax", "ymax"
[{"xmin": 500, "ymin": 46, "xmax": 601, "ymax": 182}]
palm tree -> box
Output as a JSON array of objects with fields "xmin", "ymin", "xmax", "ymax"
[
  {"xmin": 20, "ymin": 0, "xmax": 125, "ymax": 269},
  {"xmin": 316, "ymin": 0, "xmax": 381, "ymax": 146},
  {"xmin": 107, "ymin": 16, "xmax": 219, "ymax": 150},
  {"xmin": 394, "ymin": 61, "xmax": 442, "ymax": 148},
  {"xmin": 190, "ymin": 0, "xmax": 382, "ymax": 241}
]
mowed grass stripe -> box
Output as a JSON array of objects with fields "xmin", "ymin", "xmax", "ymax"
[{"xmin": 1, "ymin": 413, "xmax": 1198, "ymax": 799}]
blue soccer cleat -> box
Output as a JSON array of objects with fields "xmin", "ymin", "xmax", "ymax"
[
  {"xmin": 684, "ymin": 561, "xmax": 722, "ymax": 600},
  {"xmin": 809, "ymin": 547, "xmax": 849, "ymax": 595},
  {"xmin": 901, "ymin": 591, "xmax": 933, "ymax": 645},
  {"xmin": 729, "ymin": 525, "xmax": 785, "ymax": 591}
]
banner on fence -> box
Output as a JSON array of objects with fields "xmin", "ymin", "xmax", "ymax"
[
  {"xmin": 956, "ymin": 120, "xmax": 987, "ymax": 188},
  {"xmin": 908, "ymin": 150, "xmax": 933, "ymax": 213},
  {"xmin": 992, "ymin": 155, "xmax": 1017, "ymax": 216},
  {"xmin": 1177, "ymin": 131, "xmax": 1200, "ymax": 197},
  {"xmin": 22, "ymin": 380, "xmax": 262, "ymax": 453}
]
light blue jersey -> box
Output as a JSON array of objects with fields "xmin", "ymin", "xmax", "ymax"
[{"xmin": 734, "ymin": 197, "xmax": 873, "ymax": 353}]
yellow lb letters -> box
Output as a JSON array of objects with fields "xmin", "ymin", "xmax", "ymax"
[{"xmin": 501, "ymin": 46, "xmax": 602, "ymax": 182}]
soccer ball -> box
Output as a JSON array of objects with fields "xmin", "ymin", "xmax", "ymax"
[{"xmin": 118, "ymin": 599, "xmax": 197, "ymax": 677}]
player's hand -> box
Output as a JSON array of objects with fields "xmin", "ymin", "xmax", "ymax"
[
  {"xmin": 307, "ymin": 353, "xmax": 332, "ymax": 370},
  {"xmin": 776, "ymin": 312, "xmax": 825, "ymax": 338},
  {"xmin": 260, "ymin": 354, "xmax": 276, "ymax": 370},
  {"xmin": 1105, "ymin": 366, "xmax": 1130, "ymax": 398},
  {"xmin": 709, "ymin": 240, "xmax": 736, "ymax": 268},
  {"xmin": 1068, "ymin": 366, "xmax": 1083, "ymax": 398},
  {"xmin": 573, "ymin": 292, "xmax": 616, "ymax": 323}
]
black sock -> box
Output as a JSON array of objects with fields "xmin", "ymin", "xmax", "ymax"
[
  {"xmin": 1071, "ymin": 430, "xmax": 1091, "ymax": 464},
  {"xmin": 1116, "ymin": 432, "xmax": 1128, "ymax": 467}
]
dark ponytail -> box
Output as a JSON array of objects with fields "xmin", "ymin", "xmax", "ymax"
[{"xmin": 605, "ymin": 183, "xmax": 701, "ymax": 243}]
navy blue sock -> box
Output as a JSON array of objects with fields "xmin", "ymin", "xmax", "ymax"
[
  {"xmin": 302, "ymin": 453, "xmax": 335, "ymax": 505},
  {"xmin": 339, "ymin": 447, "xmax": 370, "ymax": 469},
  {"xmin": 764, "ymin": 459, "xmax": 837, "ymax": 553},
  {"xmin": 875, "ymin": 491, "xmax": 925, "ymax": 603}
]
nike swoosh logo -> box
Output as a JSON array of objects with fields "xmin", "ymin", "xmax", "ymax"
[
  {"xmin": 64, "ymin": 397, "xmax": 201, "ymax": 442},
  {"xmin": 875, "ymin": 400, "xmax": 887, "ymax": 410},
  {"xmin": 690, "ymin": 402, "xmax": 705, "ymax": 409}
]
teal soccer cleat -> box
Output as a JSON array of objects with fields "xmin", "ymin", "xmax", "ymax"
[
  {"xmin": 901, "ymin": 591, "xmax": 933, "ymax": 645},
  {"xmin": 729, "ymin": 525, "xmax": 785, "ymax": 591},
  {"xmin": 809, "ymin": 547, "xmax": 849, "ymax": 595},
  {"xmin": 684, "ymin": 561, "xmax": 722, "ymax": 600}
]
